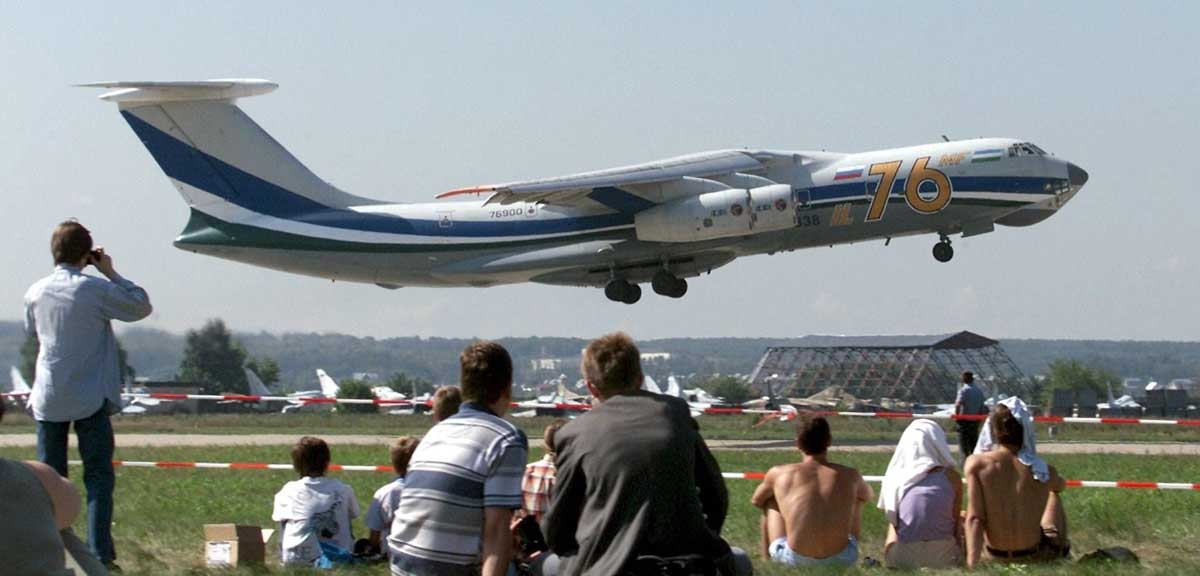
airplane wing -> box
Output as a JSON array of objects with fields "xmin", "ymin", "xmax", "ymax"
[{"xmin": 436, "ymin": 150, "xmax": 767, "ymax": 208}]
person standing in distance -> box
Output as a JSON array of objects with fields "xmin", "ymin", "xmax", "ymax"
[
  {"xmin": 24, "ymin": 220, "xmax": 153, "ymax": 570},
  {"xmin": 954, "ymin": 371, "xmax": 987, "ymax": 466}
]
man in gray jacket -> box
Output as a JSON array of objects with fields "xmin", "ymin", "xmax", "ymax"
[
  {"xmin": 24, "ymin": 221, "xmax": 152, "ymax": 569},
  {"xmin": 540, "ymin": 333, "xmax": 750, "ymax": 576}
]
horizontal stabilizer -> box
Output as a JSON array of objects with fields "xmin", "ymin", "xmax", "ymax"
[{"xmin": 78, "ymin": 79, "xmax": 277, "ymax": 105}]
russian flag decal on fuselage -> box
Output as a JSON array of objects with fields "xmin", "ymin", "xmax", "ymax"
[{"xmin": 834, "ymin": 165, "xmax": 865, "ymax": 180}]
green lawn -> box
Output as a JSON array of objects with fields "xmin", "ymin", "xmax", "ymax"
[
  {"xmin": 3, "ymin": 410, "xmax": 1198, "ymax": 445},
  {"xmin": 0, "ymin": 444, "xmax": 1196, "ymax": 575}
]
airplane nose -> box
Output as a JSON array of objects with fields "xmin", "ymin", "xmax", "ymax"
[{"xmin": 1068, "ymin": 162, "xmax": 1088, "ymax": 188}]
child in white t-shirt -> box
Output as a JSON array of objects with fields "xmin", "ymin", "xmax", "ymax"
[
  {"xmin": 364, "ymin": 436, "xmax": 420, "ymax": 555},
  {"xmin": 272, "ymin": 436, "xmax": 361, "ymax": 566}
]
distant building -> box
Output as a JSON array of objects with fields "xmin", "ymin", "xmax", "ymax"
[
  {"xmin": 640, "ymin": 352, "xmax": 671, "ymax": 362},
  {"xmin": 531, "ymin": 358, "xmax": 564, "ymax": 371},
  {"xmin": 352, "ymin": 372, "xmax": 381, "ymax": 382},
  {"xmin": 748, "ymin": 331, "xmax": 1028, "ymax": 404}
]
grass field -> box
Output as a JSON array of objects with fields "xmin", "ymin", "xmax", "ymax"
[
  {"xmin": 3, "ymin": 410, "xmax": 1198, "ymax": 445},
  {"xmin": 0, "ymin": 443, "xmax": 1196, "ymax": 575}
]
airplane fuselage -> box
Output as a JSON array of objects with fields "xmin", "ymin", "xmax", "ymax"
[{"xmin": 174, "ymin": 138, "xmax": 1084, "ymax": 290}]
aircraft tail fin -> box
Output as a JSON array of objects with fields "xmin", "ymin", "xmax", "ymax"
[
  {"xmin": 83, "ymin": 79, "xmax": 378, "ymax": 223},
  {"xmin": 316, "ymin": 369, "xmax": 341, "ymax": 398},
  {"xmin": 244, "ymin": 368, "xmax": 272, "ymax": 397},
  {"xmin": 1106, "ymin": 380, "xmax": 1116, "ymax": 406},
  {"xmin": 665, "ymin": 376, "xmax": 682, "ymax": 398},
  {"xmin": 642, "ymin": 375, "xmax": 662, "ymax": 395},
  {"xmin": 9, "ymin": 366, "xmax": 31, "ymax": 395}
]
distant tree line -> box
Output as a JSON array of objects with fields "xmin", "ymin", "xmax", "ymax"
[{"xmin": 2, "ymin": 321, "xmax": 1198, "ymax": 396}]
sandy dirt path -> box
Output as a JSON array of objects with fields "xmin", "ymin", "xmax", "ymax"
[{"xmin": 0, "ymin": 434, "xmax": 1196, "ymax": 455}]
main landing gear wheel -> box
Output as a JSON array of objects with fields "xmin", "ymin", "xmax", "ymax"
[
  {"xmin": 651, "ymin": 270, "xmax": 688, "ymax": 299},
  {"xmin": 932, "ymin": 238, "xmax": 954, "ymax": 263},
  {"xmin": 604, "ymin": 279, "xmax": 642, "ymax": 304}
]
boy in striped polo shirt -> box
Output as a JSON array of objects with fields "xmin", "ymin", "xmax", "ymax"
[{"xmin": 389, "ymin": 341, "xmax": 529, "ymax": 576}]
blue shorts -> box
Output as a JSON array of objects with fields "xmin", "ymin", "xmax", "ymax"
[{"xmin": 769, "ymin": 536, "xmax": 858, "ymax": 567}]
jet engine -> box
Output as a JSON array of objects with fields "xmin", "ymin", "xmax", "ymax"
[{"xmin": 634, "ymin": 184, "xmax": 795, "ymax": 243}]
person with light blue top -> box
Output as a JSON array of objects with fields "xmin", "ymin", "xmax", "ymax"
[{"xmin": 24, "ymin": 220, "xmax": 152, "ymax": 571}]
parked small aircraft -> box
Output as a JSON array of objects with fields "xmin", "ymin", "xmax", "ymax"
[
  {"xmin": 280, "ymin": 369, "xmax": 342, "ymax": 414},
  {"xmin": 4, "ymin": 367, "xmax": 32, "ymax": 408}
]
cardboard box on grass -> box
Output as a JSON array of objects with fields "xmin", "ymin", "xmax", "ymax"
[{"xmin": 203, "ymin": 524, "xmax": 269, "ymax": 567}]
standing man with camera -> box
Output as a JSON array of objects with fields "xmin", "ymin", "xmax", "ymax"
[{"xmin": 24, "ymin": 221, "xmax": 153, "ymax": 570}]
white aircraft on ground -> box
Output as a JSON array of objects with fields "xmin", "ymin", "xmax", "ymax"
[
  {"xmin": 1098, "ymin": 381, "xmax": 1141, "ymax": 412},
  {"xmin": 4, "ymin": 367, "xmax": 32, "ymax": 407},
  {"xmin": 280, "ymin": 369, "xmax": 342, "ymax": 414},
  {"xmin": 644, "ymin": 375, "xmax": 726, "ymax": 416},
  {"xmin": 121, "ymin": 382, "xmax": 180, "ymax": 415},
  {"xmin": 85, "ymin": 79, "xmax": 1088, "ymax": 304}
]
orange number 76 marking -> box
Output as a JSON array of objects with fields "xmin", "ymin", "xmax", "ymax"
[
  {"xmin": 864, "ymin": 157, "xmax": 952, "ymax": 221},
  {"xmin": 865, "ymin": 161, "xmax": 901, "ymax": 222}
]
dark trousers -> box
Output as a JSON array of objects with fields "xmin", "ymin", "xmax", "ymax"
[
  {"xmin": 957, "ymin": 421, "xmax": 981, "ymax": 465},
  {"xmin": 36, "ymin": 403, "xmax": 116, "ymax": 564}
]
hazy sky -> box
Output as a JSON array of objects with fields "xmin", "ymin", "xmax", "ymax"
[{"xmin": 2, "ymin": 2, "xmax": 1197, "ymax": 341}]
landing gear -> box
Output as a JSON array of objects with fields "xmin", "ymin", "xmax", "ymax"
[
  {"xmin": 932, "ymin": 237, "xmax": 954, "ymax": 263},
  {"xmin": 604, "ymin": 279, "xmax": 642, "ymax": 304},
  {"xmin": 651, "ymin": 270, "xmax": 688, "ymax": 299}
]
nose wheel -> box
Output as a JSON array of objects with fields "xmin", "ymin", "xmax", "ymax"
[
  {"xmin": 932, "ymin": 237, "xmax": 954, "ymax": 263},
  {"xmin": 651, "ymin": 270, "xmax": 688, "ymax": 299},
  {"xmin": 604, "ymin": 279, "xmax": 642, "ymax": 304}
]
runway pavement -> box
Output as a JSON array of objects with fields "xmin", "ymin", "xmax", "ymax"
[{"xmin": 0, "ymin": 433, "xmax": 1197, "ymax": 454}]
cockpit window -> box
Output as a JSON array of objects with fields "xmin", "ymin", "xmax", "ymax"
[{"xmin": 1007, "ymin": 142, "xmax": 1047, "ymax": 157}]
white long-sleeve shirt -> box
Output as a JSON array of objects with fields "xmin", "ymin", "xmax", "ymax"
[{"xmin": 24, "ymin": 265, "xmax": 152, "ymax": 422}]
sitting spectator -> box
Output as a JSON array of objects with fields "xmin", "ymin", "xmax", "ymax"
[
  {"xmin": 0, "ymin": 399, "xmax": 106, "ymax": 575},
  {"xmin": 541, "ymin": 333, "xmax": 751, "ymax": 576},
  {"xmin": 752, "ymin": 414, "xmax": 872, "ymax": 567},
  {"xmin": 272, "ymin": 436, "xmax": 361, "ymax": 566},
  {"xmin": 966, "ymin": 398, "xmax": 1069, "ymax": 567},
  {"xmin": 878, "ymin": 419, "xmax": 963, "ymax": 569},
  {"xmin": 365, "ymin": 436, "xmax": 420, "ymax": 555},
  {"xmin": 389, "ymin": 342, "xmax": 528, "ymax": 576},
  {"xmin": 517, "ymin": 419, "xmax": 567, "ymax": 523},
  {"xmin": 432, "ymin": 385, "xmax": 463, "ymax": 422}
]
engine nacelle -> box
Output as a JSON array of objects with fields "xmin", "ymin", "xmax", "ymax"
[{"xmin": 634, "ymin": 184, "xmax": 795, "ymax": 243}]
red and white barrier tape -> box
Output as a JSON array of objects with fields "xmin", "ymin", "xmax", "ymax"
[
  {"xmin": 115, "ymin": 393, "xmax": 1200, "ymax": 427},
  {"xmin": 64, "ymin": 459, "xmax": 1200, "ymax": 491}
]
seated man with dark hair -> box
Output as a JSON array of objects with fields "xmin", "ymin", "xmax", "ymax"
[
  {"xmin": 272, "ymin": 436, "xmax": 360, "ymax": 566},
  {"xmin": 752, "ymin": 415, "xmax": 873, "ymax": 567},
  {"xmin": 541, "ymin": 332, "xmax": 750, "ymax": 576},
  {"xmin": 965, "ymin": 398, "xmax": 1069, "ymax": 568}
]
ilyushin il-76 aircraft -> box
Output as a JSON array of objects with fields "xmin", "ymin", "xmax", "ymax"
[{"xmin": 86, "ymin": 79, "xmax": 1088, "ymax": 304}]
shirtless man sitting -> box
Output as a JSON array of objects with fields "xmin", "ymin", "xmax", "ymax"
[
  {"xmin": 965, "ymin": 403, "xmax": 1069, "ymax": 567},
  {"xmin": 751, "ymin": 415, "xmax": 873, "ymax": 567}
]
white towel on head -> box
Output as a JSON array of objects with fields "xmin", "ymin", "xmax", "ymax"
[
  {"xmin": 877, "ymin": 419, "xmax": 957, "ymax": 525},
  {"xmin": 973, "ymin": 396, "xmax": 1049, "ymax": 483}
]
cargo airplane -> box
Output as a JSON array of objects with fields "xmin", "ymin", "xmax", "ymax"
[{"xmin": 85, "ymin": 79, "xmax": 1088, "ymax": 304}]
